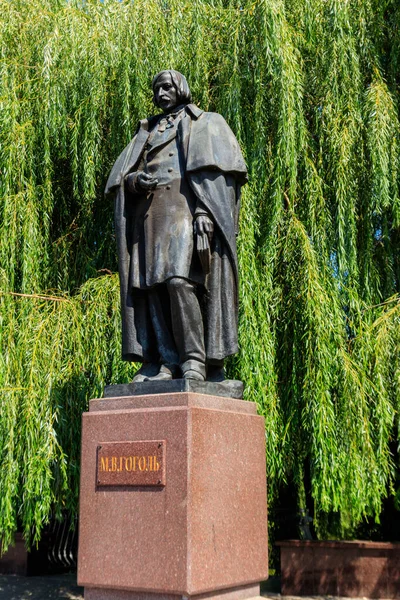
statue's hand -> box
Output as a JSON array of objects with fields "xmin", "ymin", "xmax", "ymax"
[
  {"xmin": 126, "ymin": 171, "xmax": 158, "ymax": 193},
  {"xmin": 137, "ymin": 171, "xmax": 158, "ymax": 190},
  {"xmin": 194, "ymin": 215, "xmax": 214, "ymax": 242}
]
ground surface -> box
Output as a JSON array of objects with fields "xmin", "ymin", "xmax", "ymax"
[
  {"xmin": 0, "ymin": 573, "xmax": 83, "ymax": 600},
  {"xmin": 0, "ymin": 574, "xmax": 390, "ymax": 600}
]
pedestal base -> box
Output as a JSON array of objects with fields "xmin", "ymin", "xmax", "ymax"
[
  {"xmin": 85, "ymin": 583, "xmax": 261, "ymax": 600},
  {"xmin": 78, "ymin": 391, "xmax": 268, "ymax": 597}
]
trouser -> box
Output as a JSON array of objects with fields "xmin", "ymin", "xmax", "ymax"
[{"xmin": 147, "ymin": 277, "xmax": 206, "ymax": 373}]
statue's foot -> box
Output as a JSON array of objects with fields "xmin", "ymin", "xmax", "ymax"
[
  {"xmin": 145, "ymin": 363, "xmax": 176, "ymax": 381},
  {"xmin": 132, "ymin": 363, "xmax": 159, "ymax": 383},
  {"xmin": 181, "ymin": 360, "xmax": 206, "ymax": 381},
  {"xmin": 183, "ymin": 369, "xmax": 205, "ymax": 381}
]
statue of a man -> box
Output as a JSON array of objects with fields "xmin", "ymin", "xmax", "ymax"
[{"xmin": 106, "ymin": 70, "xmax": 247, "ymax": 382}]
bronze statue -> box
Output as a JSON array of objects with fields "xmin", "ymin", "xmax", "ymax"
[{"xmin": 106, "ymin": 70, "xmax": 247, "ymax": 382}]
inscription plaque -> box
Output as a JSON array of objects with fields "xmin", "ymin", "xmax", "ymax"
[{"xmin": 96, "ymin": 440, "xmax": 165, "ymax": 488}]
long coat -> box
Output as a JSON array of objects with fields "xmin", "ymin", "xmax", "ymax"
[{"xmin": 106, "ymin": 104, "xmax": 247, "ymax": 363}]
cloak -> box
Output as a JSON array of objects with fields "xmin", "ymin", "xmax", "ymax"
[{"xmin": 106, "ymin": 104, "xmax": 247, "ymax": 362}]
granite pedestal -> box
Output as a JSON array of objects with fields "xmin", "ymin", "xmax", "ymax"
[{"xmin": 78, "ymin": 385, "xmax": 268, "ymax": 600}]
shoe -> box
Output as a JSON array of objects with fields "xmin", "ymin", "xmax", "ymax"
[
  {"xmin": 181, "ymin": 360, "xmax": 206, "ymax": 381},
  {"xmin": 132, "ymin": 363, "xmax": 159, "ymax": 383},
  {"xmin": 145, "ymin": 363, "xmax": 176, "ymax": 381},
  {"xmin": 183, "ymin": 369, "xmax": 205, "ymax": 381}
]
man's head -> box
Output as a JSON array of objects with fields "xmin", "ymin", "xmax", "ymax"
[{"xmin": 152, "ymin": 70, "xmax": 192, "ymax": 113}]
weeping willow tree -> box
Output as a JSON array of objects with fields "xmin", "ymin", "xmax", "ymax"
[{"xmin": 1, "ymin": 0, "xmax": 400, "ymax": 554}]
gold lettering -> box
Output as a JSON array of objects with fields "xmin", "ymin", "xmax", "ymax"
[{"xmin": 99, "ymin": 454, "xmax": 160, "ymax": 474}]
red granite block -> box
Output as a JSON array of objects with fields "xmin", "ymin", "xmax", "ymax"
[
  {"xmin": 78, "ymin": 406, "xmax": 190, "ymax": 593},
  {"xmin": 333, "ymin": 547, "xmax": 358, "ymax": 598},
  {"xmin": 279, "ymin": 540, "xmax": 400, "ymax": 599},
  {"xmin": 85, "ymin": 583, "xmax": 261, "ymax": 600},
  {"xmin": 78, "ymin": 392, "xmax": 268, "ymax": 597},
  {"xmin": 313, "ymin": 551, "xmax": 340, "ymax": 596},
  {"xmin": 387, "ymin": 557, "xmax": 400, "ymax": 599},
  {"xmin": 188, "ymin": 406, "xmax": 268, "ymax": 592},
  {"xmin": 357, "ymin": 554, "xmax": 388, "ymax": 599},
  {"xmin": 280, "ymin": 547, "xmax": 315, "ymax": 595}
]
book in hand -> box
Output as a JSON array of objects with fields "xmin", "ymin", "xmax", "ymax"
[{"xmin": 196, "ymin": 232, "xmax": 211, "ymax": 274}]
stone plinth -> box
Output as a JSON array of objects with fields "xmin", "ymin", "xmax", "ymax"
[
  {"xmin": 103, "ymin": 379, "xmax": 244, "ymax": 400},
  {"xmin": 278, "ymin": 539, "xmax": 400, "ymax": 598},
  {"xmin": 78, "ymin": 391, "xmax": 268, "ymax": 599}
]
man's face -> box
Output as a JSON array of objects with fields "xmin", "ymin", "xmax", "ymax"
[{"xmin": 154, "ymin": 73, "xmax": 178, "ymax": 113}]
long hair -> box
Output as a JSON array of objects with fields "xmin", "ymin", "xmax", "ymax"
[{"xmin": 152, "ymin": 70, "xmax": 192, "ymax": 107}]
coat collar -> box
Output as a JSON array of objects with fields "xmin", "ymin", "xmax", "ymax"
[
  {"xmin": 185, "ymin": 104, "xmax": 203, "ymax": 119},
  {"xmin": 119, "ymin": 104, "xmax": 205, "ymax": 180},
  {"xmin": 139, "ymin": 104, "xmax": 204, "ymax": 132}
]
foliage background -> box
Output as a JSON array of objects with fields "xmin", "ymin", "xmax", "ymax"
[{"xmin": 1, "ymin": 0, "xmax": 400, "ymax": 554}]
